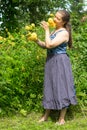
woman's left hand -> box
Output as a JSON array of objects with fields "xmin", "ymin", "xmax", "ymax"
[{"xmin": 40, "ymin": 21, "xmax": 49, "ymax": 30}]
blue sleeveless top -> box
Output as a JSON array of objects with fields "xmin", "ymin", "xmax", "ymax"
[{"xmin": 47, "ymin": 30, "xmax": 68, "ymax": 55}]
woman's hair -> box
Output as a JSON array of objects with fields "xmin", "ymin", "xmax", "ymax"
[{"xmin": 58, "ymin": 10, "xmax": 72, "ymax": 48}]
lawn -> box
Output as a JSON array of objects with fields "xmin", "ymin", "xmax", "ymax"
[{"xmin": 0, "ymin": 109, "xmax": 87, "ymax": 130}]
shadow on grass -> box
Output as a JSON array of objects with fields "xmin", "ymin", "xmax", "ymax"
[
  {"xmin": 49, "ymin": 109, "xmax": 74, "ymax": 122},
  {"xmin": 47, "ymin": 105, "xmax": 82, "ymax": 122}
]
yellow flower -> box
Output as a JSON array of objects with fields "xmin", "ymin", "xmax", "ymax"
[
  {"xmin": 31, "ymin": 23, "xmax": 35, "ymax": 28},
  {"xmin": 50, "ymin": 22, "xmax": 56, "ymax": 27},
  {"xmin": 25, "ymin": 25, "xmax": 32, "ymax": 31},
  {"xmin": 27, "ymin": 32, "xmax": 37, "ymax": 41},
  {"xmin": 49, "ymin": 13, "xmax": 54, "ymax": 17},
  {"xmin": 48, "ymin": 18, "xmax": 53, "ymax": 23},
  {"xmin": 26, "ymin": 32, "xmax": 32, "ymax": 36},
  {"xmin": 0, "ymin": 36, "xmax": 3, "ymax": 41},
  {"xmin": 47, "ymin": 18, "xmax": 56, "ymax": 27}
]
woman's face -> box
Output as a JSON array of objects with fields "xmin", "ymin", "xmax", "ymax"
[{"xmin": 54, "ymin": 12, "xmax": 65, "ymax": 28}]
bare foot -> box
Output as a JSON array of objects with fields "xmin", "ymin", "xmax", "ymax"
[
  {"xmin": 38, "ymin": 117, "xmax": 48, "ymax": 123},
  {"xmin": 55, "ymin": 119, "xmax": 65, "ymax": 125},
  {"xmin": 38, "ymin": 109, "xmax": 50, "ymax": 123}
]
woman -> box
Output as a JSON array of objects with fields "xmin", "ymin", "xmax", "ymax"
[{"xmin": 36, "ymin": 10, "xmax": 77, "ymax": 125}]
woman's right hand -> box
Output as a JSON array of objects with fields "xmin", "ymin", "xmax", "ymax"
[{"xmin": 40, "ymin": 21, "xmax": 49, "ymax": 31}]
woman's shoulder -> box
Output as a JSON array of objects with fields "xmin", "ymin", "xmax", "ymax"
[
  {"xmin": 55, "ymin": 29, "xmax": 69, "ymax": 38},
  {"xmin": 56, "ymin": 29, "xmax": 69, "ymax": 42},
  {"xmin": 51, "ymin": 28, "xmax": 68, "ymax": 36},
  {"xmin": 57, "ymin": 29, "xmax": 68, "ymax": 34},
  {"xmin": 50, "ymin": 28, "xmax": 69, "ymax": 42}
]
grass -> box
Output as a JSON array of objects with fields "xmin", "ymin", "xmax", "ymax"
[{"xmin": 0, "ymin": 108, "xmax": 87, "ymax": 130}]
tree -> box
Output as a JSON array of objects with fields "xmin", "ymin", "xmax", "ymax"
[
  {"xmin": 0, "ymin": 0, "xmax": 85, "ymax": 34},
  {"xmin": 0, "ymin": 0, "xmax": 20, "ymax": 33}
]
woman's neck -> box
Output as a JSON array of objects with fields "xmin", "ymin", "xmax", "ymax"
[{"xmin": 56, "ymin": 26, "xmax": 65, "ymax": 30}]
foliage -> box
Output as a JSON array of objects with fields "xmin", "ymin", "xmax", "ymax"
[
  {"xmin": 0, "ymin": 0, "xmax": 85, "ymax": 33},
  {"xmin": 0, "ymin": 17, "xmax": 87, "ymax": 116},
  {"xmin": 67, "ymin": 20, "xmax": 87, "ymax": 106},
  {"xmin": 0, "ymin": 25, "xmax": 46, "ymax": 115},
  {"xmin": 0, "ymin": 0, "xmax": 20, "ymax": 33}
]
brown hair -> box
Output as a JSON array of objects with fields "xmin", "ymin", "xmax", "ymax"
[{"xmin": 58, "ymin": 10, "xmax": 72, "ymax": 48}]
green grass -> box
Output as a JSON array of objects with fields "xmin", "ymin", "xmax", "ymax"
[{"xmin": 0, "ymin": 110, "xmax": 87, "ymax": 130}]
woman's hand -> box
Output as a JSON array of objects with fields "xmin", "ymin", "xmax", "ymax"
[
  {"xmin": 40, "ymin": 21, "xmax": 49, "ymax": 31},
  {"xmin": 40, "ymin": 21, "xmax": 50, "ymax": 49},
  {"xmin": 36, "ymin": 39, "xmax": 46, "ymax": 49}
]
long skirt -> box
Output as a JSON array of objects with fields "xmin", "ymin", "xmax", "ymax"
[{"xmin": 42, "ymin": 53, "xmax": 77, "ymax": 110}]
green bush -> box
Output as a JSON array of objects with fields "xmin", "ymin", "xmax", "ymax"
[
  {"xmin": 0, "ymin": 27, "xmax": 46, "ymax": 115},
  {"xmin": 67, "ymin": 21, "xmax": 87, "ymax": 106},
  {"xmin": 0, "ymin": 21, "xmax": 87, "ymax": 116}
]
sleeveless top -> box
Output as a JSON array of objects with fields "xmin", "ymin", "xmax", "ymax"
[{"xmin": 47, "ymin": 30, "xmax": 68, "ymax": 55}]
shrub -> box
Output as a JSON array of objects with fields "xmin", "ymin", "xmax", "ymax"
[
  {"xmin": 0, "ymin": 21, "xmax": 87, "ymax": 116},
  {"xmin": 67, "ymin": 21, "xmax": 87, "ymax": 106},
  {"xmin": 0, "ymin": 27, "xmax": 46, "ymax": 115}
]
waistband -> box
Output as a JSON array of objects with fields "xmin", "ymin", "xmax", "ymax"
[
  {"xmin": 47, "ymin": 52, "xmax": 69, "ymax": 57},
  {"xmin": 47, "ymin": 51, "xmax": 66, "ymax": 55}
]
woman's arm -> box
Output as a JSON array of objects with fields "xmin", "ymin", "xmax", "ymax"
[
  {"xmin": 40, "ymin": 21, "xmax": 51, "ymax": 48},
  {"xmin": 45, "ymin": 30, "xmax": 69, "ymax": 49},
  {"xmin": 41, "ymin": 21, "xmax": 69, "ymax": 49},
  {"xmin": 36, "ymin": 39, "xmax": 46, "ymax": 49}
]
